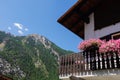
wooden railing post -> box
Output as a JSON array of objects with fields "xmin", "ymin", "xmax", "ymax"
[
  {"xmin": 106, "ymin": 52, "xmax": 110, "ymax": 69},
  {"xmin": 115, "ymin": 52, "xmax": 120, "ymax": 68},
  {"xmin": 111, "ymin": 53, "xmax": 115, "ymax": 68},
  {"xmin": 59, "ymin": 49, "xmax": 120, "ymax": 77}
]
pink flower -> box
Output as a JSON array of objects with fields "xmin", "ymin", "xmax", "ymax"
[
  {"xmin": 99, "ymin": 39, "xmax": 120, "ymax": 53},
  {"xmin": 78, "ymin": 39, "xmax": 103, "ymax": 51},
  {"xmin": 116, "ymin": 39, "xmax": 120, "ymax": 54}
]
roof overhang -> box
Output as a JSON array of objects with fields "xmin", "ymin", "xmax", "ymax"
[{"xmin": 57, "ymin": 0, "xmax": 103, "ymax": 39}]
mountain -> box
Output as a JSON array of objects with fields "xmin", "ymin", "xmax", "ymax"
[{"xmin": 0, "ymin": 31, "xmax": 73, "ymax": 80}]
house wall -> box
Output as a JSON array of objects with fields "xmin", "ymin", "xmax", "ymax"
[
  {"xmin": 84, "ymin": 13, "xmax": 95, "ymax": 40},
  {"xmin": 84, "ymin": 13, "xmax": 120, "ymax": 40},
  {"xmin": 94, "ymin": 22, "xmax": 120, "ymax": 39}
]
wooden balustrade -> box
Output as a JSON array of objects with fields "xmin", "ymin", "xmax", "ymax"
[{"xmin": 59, "ymin": 49, "xmax": 120, "ymax": 77}]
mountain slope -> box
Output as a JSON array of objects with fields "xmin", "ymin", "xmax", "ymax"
[{"xmin": 0, "ymin": 31, "xmax": 73, "ymax": 80}]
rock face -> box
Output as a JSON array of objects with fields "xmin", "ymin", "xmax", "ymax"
[
  {"xmin": 0, "ymin": 31, "xmax": 73, "ymax": 80},
  {"xmin": 0, "ymin": 58, "xmax": 26, "ymax": 78},
  {"xmin": 27, "ymin": 34, "xmax": 59, "ymax": 59}
]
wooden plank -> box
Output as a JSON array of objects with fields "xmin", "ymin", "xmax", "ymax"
[{"xmin": 70, "ymin": 76, "xmax": 85, "ymax": 80}]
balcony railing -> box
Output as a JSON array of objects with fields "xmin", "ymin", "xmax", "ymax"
[{"xmin": 59, "ymin": 48, "xmax": 120, "ymax": 77}]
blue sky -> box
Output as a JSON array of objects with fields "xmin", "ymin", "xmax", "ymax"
[{"xmin": 0, "ymin": 0, "xmax": 83, "ymax": 52}]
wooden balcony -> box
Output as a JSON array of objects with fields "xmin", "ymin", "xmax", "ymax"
[{"xmin": 59, "ymin": 48, "xmax": 120, "ymax": 80}]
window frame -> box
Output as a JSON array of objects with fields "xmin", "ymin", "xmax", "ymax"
[{"xmin": 111, "ymin": 32, "xmax": 120, "ymax": 40}]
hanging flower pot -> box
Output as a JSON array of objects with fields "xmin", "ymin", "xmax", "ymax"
[{"xmin": 78, "ymin": 39, "xmax": 103, "ymax": 51}]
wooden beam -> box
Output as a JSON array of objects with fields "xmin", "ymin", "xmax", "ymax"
[
  {"xmin": 70, "ymin": 76, "xmax": 85, "ymax": 80},
  {"xmin": 75, "ymin": 8, "xmax": 90, "ymax": 24},
  {"xmin": 57, "ymin": 0, "xmax": 87, "ymax": 24}
]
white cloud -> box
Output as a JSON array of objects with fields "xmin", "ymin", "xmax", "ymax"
[
  {"xmin": 13, "ymin": 22, "xmax": 29, "ymax": 35},
  {"xmin": 25, "ymin": 28, "xmax": 28, "ymax": 31},
  {"xmin": 8, "ymin": 27, "xmax": 11, "ymax": 30},
  {"xmin": 14, "ymin": 23, "xmax": 23, "ymax": 30},
  {"xmin": 18, "ymin": 30, "xmax": 23, "ymax": 35}
]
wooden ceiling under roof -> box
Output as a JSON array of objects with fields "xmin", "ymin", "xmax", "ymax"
[{"xmin": 57, "ymin": 0, "xmax": 103, "ymax": 39}]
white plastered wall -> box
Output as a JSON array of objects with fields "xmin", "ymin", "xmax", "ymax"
[
  {"xmin": 84, "ymin": 13, "xmax": 120, "ymax": 40},
  {"xmin": 84, "ymin": 13, "xmax": 95, "ymax": 40}
]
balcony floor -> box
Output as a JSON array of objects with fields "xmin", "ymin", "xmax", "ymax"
[
  {"xmin": 83, "ymin": 75, "xmax": 120, "ymax": 80},
  {"xmin": 62, "ymin": 75, "xmax": 120, "ymax": 80},
  {"xmin": 60, "ymin": 69, "xmax": 120, "ymax": 80}
]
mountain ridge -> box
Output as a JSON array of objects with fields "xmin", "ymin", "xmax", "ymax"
[{"xmin": 0, "ymin": 31, "xmax": 74, "ymax": 80}]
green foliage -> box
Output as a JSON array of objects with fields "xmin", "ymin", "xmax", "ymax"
[
  {"xmin": 0, "ymin": 31, "xmax": 11, "ymax": 43},
  {"xmin": 51, "ymin": 42, "xmax": 73, "ymax": 56},
  {"xmin": 0, "ymin": 31, "xmax": 73, "ymax": 80}
]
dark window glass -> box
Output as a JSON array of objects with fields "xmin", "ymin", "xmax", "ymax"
[
  {"xmin": 112, "ymin": 32, "xmax": 120, "ymax": 40},
  {"xmin": 94, "ymin": 0, "xmax": 120, "ymax": 30}
]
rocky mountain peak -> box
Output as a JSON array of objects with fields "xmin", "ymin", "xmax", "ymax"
[{"xmin": 27, "ymin": 34, "xmax": 51, "ymax": 49}]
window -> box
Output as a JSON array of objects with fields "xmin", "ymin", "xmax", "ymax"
[
  {"xmin": 112, "ymin": 32, "xmax": 120, "ymax": 40},
  {"xmin": 100, "ymin": 32, "xmax": 120, "ymax": 41}
]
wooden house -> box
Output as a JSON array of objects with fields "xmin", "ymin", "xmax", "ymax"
[
  {"xmin": 57, "ymin": 0, "xmax": 120, "ymax": 80},
  {"xmin": 58, "ymin": 0, "xmax": 120, "ymax": 40}
]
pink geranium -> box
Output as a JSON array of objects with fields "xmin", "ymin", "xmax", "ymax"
[
  {"xmin": 99, "ymin": 39, "xmax": 120, "ymax": 53},
  {"xmin": 115, "ymin": 39, "xmax": 120, "ymax": 54},
  {"xmin": 78, "ymin": 39, "xmax": 103, "ymax": 51}
]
